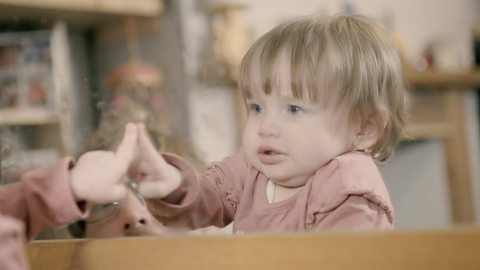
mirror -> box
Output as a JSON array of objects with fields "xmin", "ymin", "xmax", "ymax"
[{"xmin": 0, "ymin": 1, "xmax": 234, "ymax": 240}]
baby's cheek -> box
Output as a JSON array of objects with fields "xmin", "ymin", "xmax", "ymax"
[{"xmin": 242, "ymin": 144, "xmax": 255, "ymax": 163}]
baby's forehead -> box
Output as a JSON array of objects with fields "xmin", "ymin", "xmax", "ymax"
[
  {"xmin": 249, "ymin": 89, "xmax": 335, "ymax": 112},
  {"xmin": 246, "ymin": 85, "xmax": 303, "ymax": 101},
  {"xmin": 243, "ymin": 49, "xmax": 341, "ymax": 106}
]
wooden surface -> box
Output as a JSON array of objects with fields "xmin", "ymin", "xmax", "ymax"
[{"xmin": 28, "ymin": 228, "xmax": 480, "ymax": 270}]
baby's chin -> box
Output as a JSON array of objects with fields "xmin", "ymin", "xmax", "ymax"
[{"xmin": 265, "ymin": 170, "xmax": 313, "ymax": 187}]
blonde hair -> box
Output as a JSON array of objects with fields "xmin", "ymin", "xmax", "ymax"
[
  {"xmin": 80, "ymin": 108, "xmax": 205, "ymax": 171},
  {"xmin": 239, "ymin": 14, "xmax": 409, "ymax": 163}
]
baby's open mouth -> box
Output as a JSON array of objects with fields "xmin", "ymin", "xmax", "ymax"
[
  {"xmin": 258, "ymin": 146, "xmax": 286, "ymax": 164},
  {"xmin": 258, "ymin": 147, "xmax": 283, "ymax": 155}
]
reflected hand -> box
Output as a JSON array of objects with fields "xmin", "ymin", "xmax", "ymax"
[
  {"xmin": 132, "ymin": 123, "xmax": 183, "ymax": 199},
  {"xmin": 70, "ymin": 123, "xmax": 138, "ymax": 204}
]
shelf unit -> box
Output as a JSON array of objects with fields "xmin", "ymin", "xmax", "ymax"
[
  {"xmin": 404, "ymin": 69, "xmax": 480, "ymax": 140},
  {"xmin": 0, "ymin": 24, "xmax": 66, "ymax": 172},
  {"xmin": 405, "ymin": 69, "xmax": 480, "ymax": 224},
  {"xmin": 0, "ymin": 0, "xmax": 164, "ymax": 168}
]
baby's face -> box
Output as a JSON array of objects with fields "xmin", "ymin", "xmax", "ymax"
[
  {"xmin": 85, "ymin": 189, "xmax": 165, "ymax": 238},
  {"xmin": 242, "ymin": 89, "xmax": 355, "ymax": 187}
]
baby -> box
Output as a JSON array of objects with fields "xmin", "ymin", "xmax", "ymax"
[{"xmin": 131, "ymin": 14, "xmax": 408, "ymax": 233}]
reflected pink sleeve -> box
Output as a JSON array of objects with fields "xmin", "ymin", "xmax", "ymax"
[
  {"xmin": 0, "ymin": 214, "xmax": 28, "ymax": 270},
  {"xmin": 0, "ymin": 158, "xmax": 87, "ymax": 240}
]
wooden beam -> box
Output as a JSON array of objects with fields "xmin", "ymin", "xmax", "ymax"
[
  {"xmin": 405, "ymin": 70, "xmax": 478, "ymax": 224},
  {"xmin": 443, "ymin": 89, "xmax": 476, "ymax": 222},
  {"xmin": 28, "ymin": 229, "xmax": 480, "ymax": 270}
]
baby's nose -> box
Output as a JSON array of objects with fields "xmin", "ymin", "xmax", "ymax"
[
  {"xmin": 123, "ymin": 217, "xmax": 147, "ymax": 231},
  {"xmin": 258, "ymin": 115, "xmax": 280, "ymax": 137}
]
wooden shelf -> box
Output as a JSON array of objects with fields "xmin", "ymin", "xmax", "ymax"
[
  {"xmin": 404, "ymin": 69, "xmax": 480, "ymax": 142},
  {"xmin": 0, "ymin": 108, "xmax": 60, "ymax": 126},
  {"xmin": 404, "ymin": 123, "xmax": 451, "ymax": 140},
  {"xmin": 0, "ymin": 0, "xmax": 163, "ymax": 17},
  {"xmin": 405, "ymin": 69, "xmax": 480, "ymax": 88},
  {"xmin": 0, "ymin": 0, "xmax": 164, "ymax": 27}
]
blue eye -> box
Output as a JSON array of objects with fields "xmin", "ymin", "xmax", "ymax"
[
  {"xmin": 287, "ymin": 105, "xmax": 303, "ymax": 114},
  {"xmin": 248, "ymin": 103, "xmax": 262, "ymax": 114}
]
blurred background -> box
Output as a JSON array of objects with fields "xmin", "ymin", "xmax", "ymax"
[{"xmin": 0, "ymin": 0, "xmax": 479, "ymax": 232}]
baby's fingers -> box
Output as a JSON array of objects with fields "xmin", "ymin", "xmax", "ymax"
[
  {"xmin": 137, "ymin": 123, "xmax": 168, "ymax": 167},
  {"xmin": 116, "ymin": 123, "xmax": 138, "ymax": 169},
  {"xmin": 138, "ymin": 181, "xmax": 175, "ymax": 199},
  {"xmin": 98, "ymin": 184, "xmax": 128, "ymax": 204}
]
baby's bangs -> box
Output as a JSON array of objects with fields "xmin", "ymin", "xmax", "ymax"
[
  {"xmin": 239, "ymin": 36, "xmax": 285, "ymax": 99},
  {"xmin": 238, "ymin": 46, "xmax": 259, "ymax": 99},
  {"xmin": 239, "ymin": 29, "xmax": 331, "ymax": 102}
]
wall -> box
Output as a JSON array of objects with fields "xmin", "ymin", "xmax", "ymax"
[
  {"xmin": 179, "ymin": 0, "xmax": 480, "ymax": 228},
  {"xmin": 380, "ymin": 140, "xmax": 452, "ymax": 229},
  {"xmin": 177, "ymin": 0, "xmax": 240, "ymax": 162},
  {"xmin": 242, "ymin": 0, "xmax": 478, "ymax": 66}
]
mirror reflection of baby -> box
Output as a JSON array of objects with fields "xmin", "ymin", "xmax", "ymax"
[
  {"xmin": 131, "ymin": 14, "xmax": 409, "ymax": 234},
  {"xmin": 70, "ymin": 178, "xmax": 166, "ymax": 238},
  {"xmin": 0, "ymin": 124, "xmax": 139, "ymax": 269}
]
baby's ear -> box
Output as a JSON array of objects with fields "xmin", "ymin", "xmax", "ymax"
[{"xmin": 354, "ymin": 113, "xmax": 386, "ymax": 151}]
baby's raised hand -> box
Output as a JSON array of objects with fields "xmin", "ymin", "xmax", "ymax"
[
  {"xmin": 132, "ymin": 123, "xmax": 183, "ymax": 200},
  {"xmin": 70, "ymin": 123, "xmax": 138, "ymax": 204}
]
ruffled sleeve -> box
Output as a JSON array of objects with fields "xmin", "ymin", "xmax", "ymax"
[
  {"xmin": 306, "ymin": 151, "xmax": 394, "ymax": 231},
  {"xmin": 309, "ymin": 195, "xmax": 393, "ymax": 231}
]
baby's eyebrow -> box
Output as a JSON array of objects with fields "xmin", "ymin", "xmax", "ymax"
[
  {"xmin": 277, "ymin": 95, "xmax": 307, "ymax": 103},
  {"xmin": 245, "ymin": 93, "xmax": 263, "ymax": 100}
]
